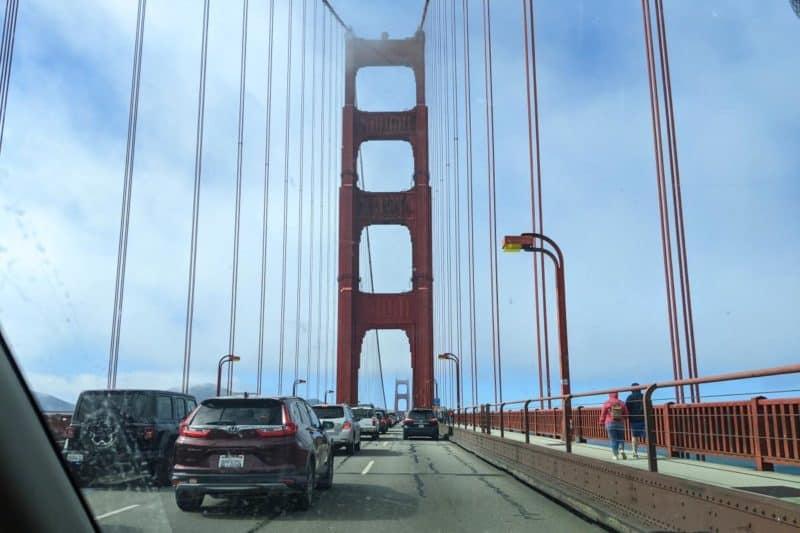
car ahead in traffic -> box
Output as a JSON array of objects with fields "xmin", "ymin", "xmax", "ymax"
[
  {"xmin": 352, "ymin": 405, "xmax": 379, "ymax": 440},
  {"xmin": 312, "ymin": 403, "xmax": 361, "ymax": 455},
  {"xmin": 402, "ymin": 408, "xmax": 440, "ymax": 440},
  {"xmin": 375, "ymin": 409, "xmax": 389, "ymax": 434},
  {"xmin": 63, "ymin": 389, "xmax": 197, "ymax": 486},
  {"xmin": 172, "ymin": 396, "xmax": 333, "ymax": 512}
]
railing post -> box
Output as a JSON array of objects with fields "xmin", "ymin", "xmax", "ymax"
[
  {"xmin": 575, "ymin": 405, "xmax": 585, "ymax": 443},
  {"xmin": 748, "ymin": 396, "xmax": 773, "ymax": 471},
  {"xmin": 500, "ymin": 403, "xmax": 506, "ymax": 439},
  {"xmin": 563, "ymin": 395, "xmax": 572, "ymax": 453},
  {"xmin": 472, "ymin": 406, "xmax": 477, "ymax": 431},
  {"xmin": 644, "ymin": 384, "xmax": 659, "ymax": 473},
  {"xmin": 524, "ymin": 400, "xmax": 532, "ymax": 444},
  {"xmin": 662, "ymin": 401, "xmax": 676, "ymax": 458}
]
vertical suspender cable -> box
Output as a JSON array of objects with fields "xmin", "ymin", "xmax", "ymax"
[
  {"xmin": 306, "ymin": 0, "xmax": 318, "ymax": 398},
  {"xmin": 256, "ymin": 0, "xmax": 276, "ymax": 395},
  {"xmin": 181, "ymin": 0, "xmax": 210, "ymax": 394},
  {"xmin": 450, "ymin": 0, "xmax": 463, "ymax": 406},
  {"xmin": 522, "ymin": 0, "xmax": 549, "ymax": 406},
  {"xmin": 482, "ymin": 0, "xmax": 502, "ymax": 403},
  {"xmin": 461, "ymin": 0, "xmax": 478, "ymax": 407},
  {"xmin": 641, "ymin": 0, "xmax": 684, "ymax": 403},
  {"xmin": 0, "ymin": 0, "xmax": 19, "ymax": 154},
  {"xmin": 107, "ymin": 0, "xmax": 146, "ymax": 389},
  {"xmin": 322, "ymin": 12, "xmax": 333, "ymax": 393},
  {"xmin": 278, "ymin": 0, "xmax": 294, "ymax": 395},
  {"xmin": 293, "ymin": 0, "xmax": 308, "ymax": 387},
  {"xmin": 317, "ymin": 9, "xmax": 328, "ymax": 399},
  {"xmin": 227, "ymin": 0, "xmax": 249, "ymax": 396},
  {"xmin": 442, "ymin": 1, "xmax": 453, "ymax": 359},
  {"xmin": 332, "ymin": 27, "xmax": 343, "ymax": 393},
  {"xmin": 654, "ymin": 0, "xmax": 699, "ymax": 401}
]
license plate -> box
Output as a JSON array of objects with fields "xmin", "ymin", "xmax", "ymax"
[
  {"xmin": 218, "ymin": 455, "xmax": 244, "ymax": 468},
  {"xmin": 66, "ymin": 452, "xmax": 84, "ymax": 463},
  {"xmin": 417, "ymin": 424, "xmax": 425, "ymax": 428}
]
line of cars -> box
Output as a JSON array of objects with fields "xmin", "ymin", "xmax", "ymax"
[{"xmin": 58, "ymin": 389, "xmax": 413, "ymax": 513}]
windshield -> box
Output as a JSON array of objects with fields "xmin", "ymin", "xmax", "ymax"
[
  {"xmin": 192, "ymin": 400, "xmax": 283, "ymax": 426},
  {"xmin": 2, "ymin": 1, "xmax": 798, "ymax": 531},
  {"xmin": 313, "ymin": 406, "xmax": 345, "ymax": 419},
  {"xmin": 74, "ymin": 392, "xmax": 149, "ymax": 422}
]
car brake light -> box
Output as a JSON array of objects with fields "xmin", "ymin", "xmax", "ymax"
[
  {"xmin": 372, "ymin": 417, "xmax": 377, "ymax": 424},
  {"xmin": 179, "ymin": 426, "xmax": 211, "ymax": 438},
  {"xmin": 430, "ymin": 418, "xmax": 439, "ymax": 425},
  {"xmin": 404, "ymin": 418, "xmax": 414, "ymax": 424},
  {"xmin": 142, "ymin": 426, "xmax": 156, "ymax": 440},
  {"xmin": 342, "ymin": 421, "xmax": 352, "ymax": 430},
  {"xmin": 257, "ymin": 403, "xmax": 298, "ymax": 437},
  {"xmin": 65, "ymin": 426, "xmax": 75, "ymax": 439}
]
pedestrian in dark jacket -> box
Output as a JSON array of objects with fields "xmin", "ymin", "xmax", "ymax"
[
  {"xmin": 625, "ymin": 384, "xmax": 645, "ymax": 458},
  {"xmin": 599, "ymin": 392, "xmax": 629, "ymax": 460}
]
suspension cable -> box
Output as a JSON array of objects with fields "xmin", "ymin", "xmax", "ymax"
[
  {"xmin": 306, "ymin": 0, "xmax": 319, "ymax": 399},
  {"xmin": 320, "ymin": 0, "xmax": 350, "ymax": 32},
  {"xmin": 461, "ymin": 0, "xmax": 478, "ymax": 407},
  {"xmin": 181, "ymin": 0, "xmax": 210, "ymax": 394},
  {"xmin": 322, "ymin": 11, "xmax": 333, "ymax": 394},
  {"xmin": 257, "ymin": 0, "xmax": 277, "ymax": 396},
  {"xmin": 107, "ymin": 0, "xmax": 146, "ymax": 389},
  {"xmin": 450, "ymin": 0, "xmax": 463, "ymax": 407},
  {"xmin": 0, "ymin": 0, "xmax": 19, "ymax": 154},
  {"xmin": 482, "ymin": 0, "xmax": 502, "ymax": 403},
  {"xmin": 227, "ymin": 0, "xmax": 249, "ymax": 396},
  {"xmin": 293, "ymin": 0, "xmax": 308, "ymax": 389},
  {"xmin": 316, "ymin": 8, "xmax": 328, "ymax": 400},
  {"xmin": 278, "ymin": 0, "xmax": 294, "ymax": 395}
]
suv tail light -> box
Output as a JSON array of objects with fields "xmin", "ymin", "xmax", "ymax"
[
  {"xmin": 372, "ymin": 417, "xmax": 377, "ymax": 425},
  {"xmin": 179, "ymin": 426, "xmax": 211, "ymax": 438},
  {"xmin": 65, "ymin": 425, "xmax": 75, "ymax": 439},
  {"xmin": 403, "ymin": 418, "xmax": 414, "ymax": 424},
  {"xmin": 342, "ymin": 421, "xmax": 352, "ymax": 430},
  {"xmin": 430, "ymin": 418, "xmax": 439, "ymax": 425},
  {"xmin": 256, "ymin": 403, "xmax": 297, "ymax": 438},
  {"xmin": 142, "ymin": 426, "xmax": 156, "ymax": 440}
]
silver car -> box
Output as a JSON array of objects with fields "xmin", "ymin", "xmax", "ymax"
[
  {"xmin": 313, "ymin": 403, "xmax": 361, "ymax": 455},
  {"xmin": 353, "ymin": 405, "xmax": 380, "ymax": 440}
]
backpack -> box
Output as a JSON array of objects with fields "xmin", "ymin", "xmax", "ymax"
[{"xmin": 610, "ymin": 403, "xmax": 623, "ymax": 421}]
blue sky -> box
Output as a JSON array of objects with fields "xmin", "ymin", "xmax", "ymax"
[{"xmin": 0, "ymin": 1, "xmax": 798, "ymax": 409}]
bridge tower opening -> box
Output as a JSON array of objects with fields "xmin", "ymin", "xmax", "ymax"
[
  {"xmin": 336, "ymin": 31, "xmax": 433, "ymax": 408},
  {"xmin": 394, "ymin": 378, "xmax": 410, "ymax": 414}
]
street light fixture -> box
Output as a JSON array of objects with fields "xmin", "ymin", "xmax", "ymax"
[
  {"xmin": 324, "ymin": 389, "xmax": 335, "ymax": 404},
  {"xmin": 216, "ymin": 354, "xmax": 241, "ymax": 397},
  {"xmin": 292, "ymin": 378, "xmax": 307, "ymax": 397},
  {"xmin": 438, "ymin": 353, "xmax": 461, "ymax": 411}
]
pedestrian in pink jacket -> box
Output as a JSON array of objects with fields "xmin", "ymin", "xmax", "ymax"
[{"xmin": 599, "ymin": 392, "xmax": 629, "ymax": 460}]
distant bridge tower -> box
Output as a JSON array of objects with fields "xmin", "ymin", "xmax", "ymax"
[
  {"xmin": 394, "ymin": 378, "xmax": 410, "ymax": 413},
  {"xmin": 336, "ymin": 31, "xmax": 434, "ymax": 408}
]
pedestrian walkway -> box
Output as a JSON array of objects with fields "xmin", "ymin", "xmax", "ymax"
[{"xmin": 474, "ymin": 427, "xmax": 800, "ymax": 506}]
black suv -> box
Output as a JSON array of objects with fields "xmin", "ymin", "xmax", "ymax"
[
  {"xmin": 63, "ymin": 389, "xmax": 197, "ymax": 486},
  {"xmin": 402, "ymin": 408, "xmax": 440, "ymax": 440}
]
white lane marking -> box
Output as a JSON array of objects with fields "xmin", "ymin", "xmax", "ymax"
[
  {"xmin": 382, "ymin": 441, "xmax": 388, "ymax": 448},
  {"xmin": 361, "ymin": 459, "xmax": 375, "ymax": 475},
  {"xmin": 95, "ymin": 504, "xmax": 140, "ymax": 520}
]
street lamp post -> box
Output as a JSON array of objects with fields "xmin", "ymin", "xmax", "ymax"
[
  {"xmin": 216, "ymin": 354, "xmax": 241, "ymax": 397},
  {"xmin": 324, "ymin": 389, "xmax": 334, "ymax": 403},
  {"xmin": 438, "ymin": 353, "xmax": 461, "ymax": 411},
  {"xmin": 502, "ymin": 232, "xmax": 572, "ymax": 447},
  {"xmin": 292, "ymin": 378, "xmax": 306, "ymax": 397}
]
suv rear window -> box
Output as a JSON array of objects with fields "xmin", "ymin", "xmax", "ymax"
[
  {"xmin": 313, "ymin": 406, "xmax": 344, "ymax": 419},
  {"xmin": 74, "ymin": 391, "xmax": 150, "ymax": 422},
  {"xmin": 409, "ymin": 409, "xmax": 434, "ymax": 420},
  {"xmin": 352, "ymin": 407, "xmax": 373, "ymax": 420},
  {"xmin": 192, "ymin": 399, "xmax": 283, "ymax": 426}
]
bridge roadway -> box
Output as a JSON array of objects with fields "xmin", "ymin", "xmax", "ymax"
[{"xmin": 84, "ymin": 427, "xmax": 604, "ymax": 532}]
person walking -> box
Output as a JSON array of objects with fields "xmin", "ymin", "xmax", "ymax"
[
  {"xmin": 599, "ymin": 392, "xmax": 629, "ymax": 460},
  {"xmin": 625, "ymin": 383, "xmax": 645, "ymax": 458}
]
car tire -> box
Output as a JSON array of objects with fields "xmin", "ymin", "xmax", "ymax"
[
  {"xmin": 403, "ymin": 432, "xmax": 408, "ymax": 440},
  {"xmin": 155, "ymin": 442, "xmax": 175, "ymax": 487},
  {"xmin": 433, "ymin": 432, "xmax": 439, "ymax": 441},
  {"xmin": 317, "ymin": 454, "xmax": 334, "ymax": 490},
  {"xmin": 372, "ymin": 433, "xmax": 378, "ymax": 441},
  {"xmin": 346, "ymin": 441, "xmax": 355, "ymax": 455},
  {"xmin": 294, "ymin": 460, "xmax": 315, "ymax": 511},
  {"xmin": 175, "ymin": 492, "xmax": 203, "ymax": 512},
  {"xmin": 355, "ymin": 439, "xmax": 361, "ymax": 452}
]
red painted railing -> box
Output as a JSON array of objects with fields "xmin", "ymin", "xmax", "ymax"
[{"xmin": 457, "ymin": 396, "xmax": 800, "ymax": 471}]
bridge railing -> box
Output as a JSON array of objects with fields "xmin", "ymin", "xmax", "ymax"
[{"xmin": 454, "ymin": 364, "xmax": 800, "ymax": 472}]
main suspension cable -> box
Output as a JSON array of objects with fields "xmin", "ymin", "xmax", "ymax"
[
  {"xmin": 181, "ymin": 0, "xmax": 210, "ymax": 394},
  {"xmin": 256, "ymin": 0, "xmax": 277, "ymax": 395},
  {"xmin": 107, "ymin": 0, "xmax": 146, "ymax": 389},
  {"xmin": 316, "ymin": 8, "xmax": 328, "ymax": 400},
  {"xmin": 293, "ymin": 0, "xmax": 308, "ymax": 388},
  {"xmin": 0, "ymin": 0, "xmax": 19, "ymax": 154},
  {"xmin": 306, "ymin": 0, "xmax": 319, "ymax": 399}
]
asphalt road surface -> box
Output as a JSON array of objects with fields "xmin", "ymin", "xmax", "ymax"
[{"xmin": 84, "ymin": 427, "xmax": 605, "ymax": 533}]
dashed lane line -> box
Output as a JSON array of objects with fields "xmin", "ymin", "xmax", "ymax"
[
  {"xmin": 361, "ymin": 460, "xmax": 375, "ymax": 475},
  {"xmin": 95, "ymin": 504, "xmax": 140, "ymax": 520}
]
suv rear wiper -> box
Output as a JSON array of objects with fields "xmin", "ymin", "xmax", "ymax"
[{"xmin": 205, "ymin": 420, "xmax": 238, "ymax": 426}]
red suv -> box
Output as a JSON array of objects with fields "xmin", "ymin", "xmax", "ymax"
[{"xmin": 171, "ymin": 396, "xmax": 333, "ymax": 512}]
